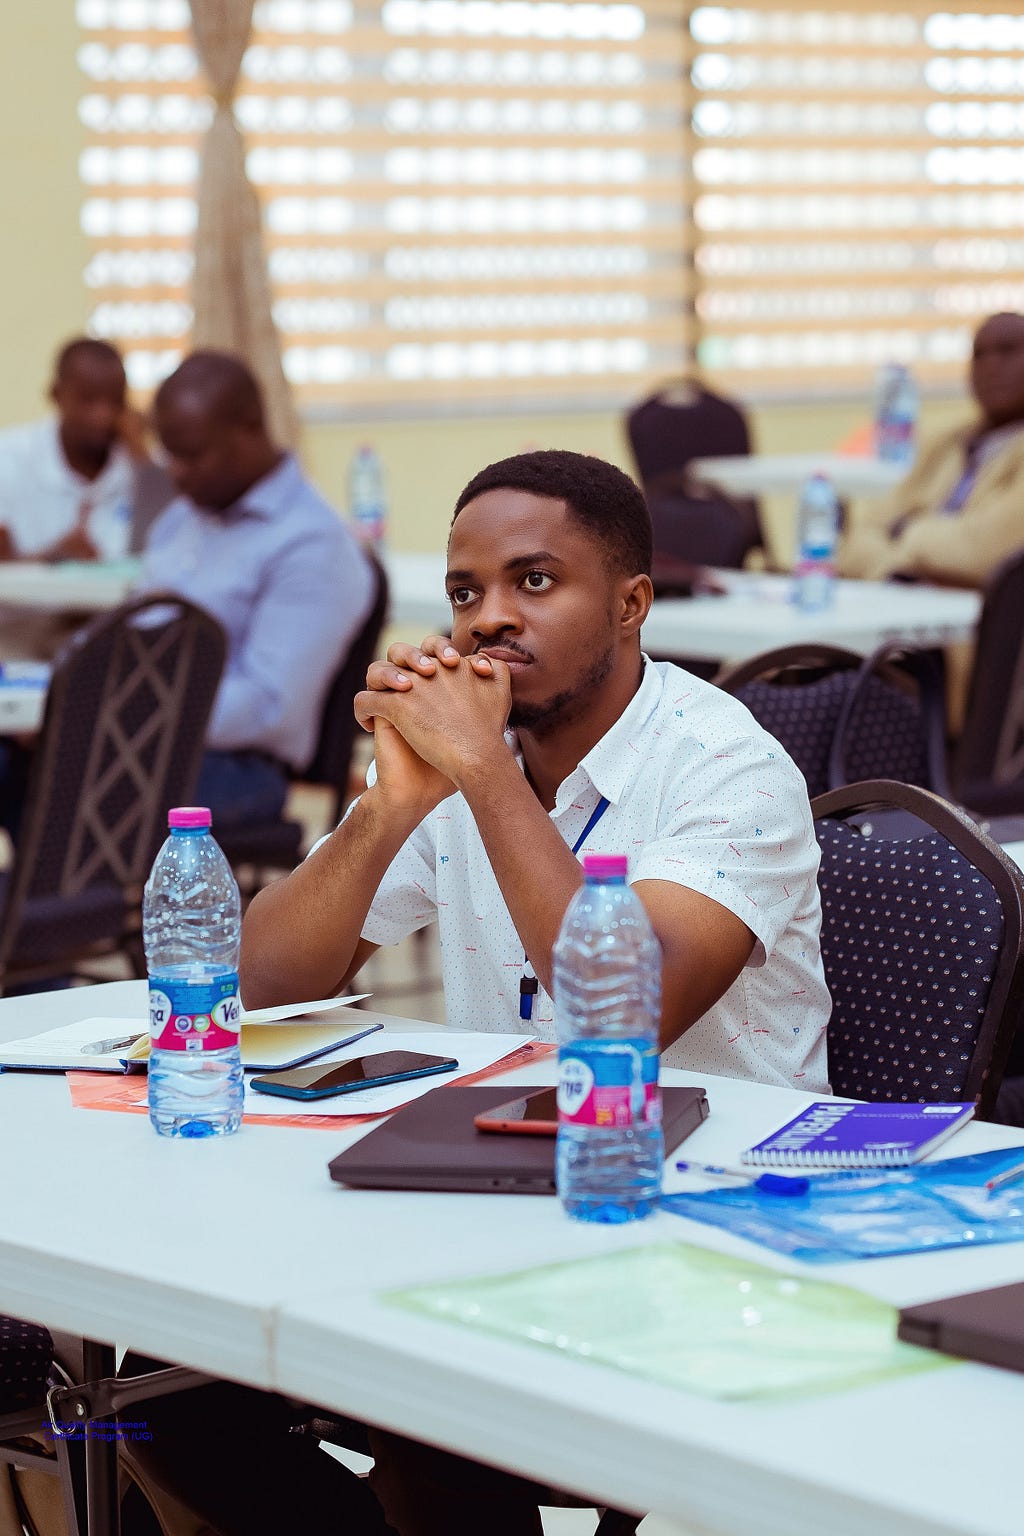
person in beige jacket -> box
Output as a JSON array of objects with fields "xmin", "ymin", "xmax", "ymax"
[{"xmin": 839, "ymin": 311, "xmax": 1024, "ymax": 588}]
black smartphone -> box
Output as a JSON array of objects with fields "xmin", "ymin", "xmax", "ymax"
[{"xmin": 249, "ymin": 1050, "xmax": 459, "ymax": 1101}]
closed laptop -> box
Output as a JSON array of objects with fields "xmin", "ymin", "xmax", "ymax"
[{"xmin": 329, "ymin": 1084, "xmax": 709, "ymax": 1195}]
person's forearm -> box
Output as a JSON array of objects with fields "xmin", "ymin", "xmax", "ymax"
[
  {"xmin": 456, "ymin": 756, "xmax": 585, "ymax": 997},
  {"xmin": 239, "ymin": 786, "xmax": 419, "ymax": 1006}
]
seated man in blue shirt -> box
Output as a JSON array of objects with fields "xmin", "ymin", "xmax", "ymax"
[{"xmin": 136, "ymin": 350, "xmax": 374, "ymax": 827}]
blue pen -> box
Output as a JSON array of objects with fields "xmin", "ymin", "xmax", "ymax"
[{"xmin": 674, "ymin": 1158, "xmax": 809, "ymax": 1197}]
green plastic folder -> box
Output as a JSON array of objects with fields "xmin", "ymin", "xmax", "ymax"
[{"xmin": 387, "ymin": 1242, "xmax": 948, "ymax": 1400}]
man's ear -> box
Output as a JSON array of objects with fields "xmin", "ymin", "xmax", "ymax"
[{"xmin": 618, "ymin": 573, "xmax": 653, "ymax": 638}]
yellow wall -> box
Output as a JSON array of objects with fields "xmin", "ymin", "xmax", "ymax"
[
  {"xmin": 2, "ymin": 0, "xmax": 974, "ymax": 568},
  {"xmin": 0, "ymin": 0, "xmax": 90, "ymax": 426}
]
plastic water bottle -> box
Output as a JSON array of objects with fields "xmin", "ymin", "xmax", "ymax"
[
  {"xmin": 554, "ymin": 853, "xmax": 663, "ymax": 1223},
  {"xmin": 874, "ymin": 362, "xmax": 919, "ymax": 467},
  {"xmin": 791, "ymin": 472, "xmax": 840, "ymax": 613},
  {"xmin": 144, "ymin": 807, "xmax": 243, "ymax": 1138},
  {"xmin": 348, "ymin": 444, "xmax": 387, "ymax": 549}
]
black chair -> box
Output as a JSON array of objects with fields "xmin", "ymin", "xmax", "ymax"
[
  {"xmin": 811, "ymin": 780, "xmax": 1024, "ymax": 1119},
  {"xmin": 0, "ymin": 1319, "xmax": 84, "ymax": 1536},
  {"xmin": 716, "ymin": 641, "xmax": 948, "ymax": 800},
  {"xmin": 0, "ymin": 595, "xmax": 225, "ymax": 994},
  {"xmin": 626, "ymin": 380, "xmax": 762, "ymax": 570},
  {"xmin": 217, "ymin": 553, "xmax": 389, "ymax": 887},
  {"xmin": 950, "ymin": 550, "xmax": 1024, "ymax": 821}
]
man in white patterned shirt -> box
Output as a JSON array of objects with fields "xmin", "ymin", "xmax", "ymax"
[
  {"xmin": 240, "ymin": 448, "xmax": 832, "ymax": 1536},
  {"xmin": 243, "ymin": 449, "xmax": 830, "ymax": 1087}
]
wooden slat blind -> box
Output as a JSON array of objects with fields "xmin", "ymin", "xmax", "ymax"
[{"xmin": 76, "ymin": 0, "xmax": 692, "ymax": 410}]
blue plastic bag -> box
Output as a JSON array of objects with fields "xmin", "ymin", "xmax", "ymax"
[{"xmin": 661, "ymin": 1146, "xmax": 1024, "ymax": 1262}]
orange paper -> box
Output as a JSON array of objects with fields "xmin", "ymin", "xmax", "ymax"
[{"xmin": 65, "ymin": 1040, "xmax": 555, "ymax": 1128}]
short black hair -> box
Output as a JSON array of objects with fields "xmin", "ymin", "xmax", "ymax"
[
  {"xmin": 53, "ymin": 336, "xmax": 125, "ymax": 382},
  {"xmin": 452, "ymin": 450, "xmax": 652, "ymax": 576},
  {"xmin": 154, "ymin": 350, "xmax": 265, "ymax": 430}
]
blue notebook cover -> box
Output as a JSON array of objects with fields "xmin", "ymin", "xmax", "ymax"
[{"xmin": 740, "ymin": 1100, "xmax": 975, "ymax": 1167}]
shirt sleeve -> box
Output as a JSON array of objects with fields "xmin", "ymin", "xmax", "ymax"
[
  {"xmin": 208, "ymin": 520, "xmax": 374, "ymax": 766},
  {"xmin": 629, "ymin": 730, "xmax": 820, "ymax": 968},
  {"xmin": 308, "ymin": 766, "xmax": 441, "ymax": 947}
]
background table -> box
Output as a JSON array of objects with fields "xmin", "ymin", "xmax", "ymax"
[
  {"xmin": 0, "ymin": 560, "xmax": 140, "ymax": 615},
  {"xmin": 1, "ymin": 981, "xmax": 1024, "ymax": 1536},
  {"xmin": 384, "ymin": 553, "xmax": 981, "ymax": 663},
  {"xmin": 690, "ymin": 453, "xmax": 905, "ymax": 501}
]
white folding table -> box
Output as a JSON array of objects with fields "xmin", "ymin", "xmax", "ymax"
[
  {"xmin": 0, "ymin": 561, "xmax": 139, "ymax": 615},
  {"xmin": 1, "ymin": 981, "xmax": 1023, "ymax": 1536},
  {"xmin": 690, "ymin": 453, "xmax": 906, "ymax": 502}
]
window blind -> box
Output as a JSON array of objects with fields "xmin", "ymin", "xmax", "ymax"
[
  {"xmin": 76, "ymin": 0, "xmax": 692, "ymax": 410},
  {"xmin": 691, "ymin": 2, "xmax": 1024, "ymax": 393}
]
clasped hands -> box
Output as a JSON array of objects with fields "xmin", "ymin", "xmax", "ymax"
[{"xmin": 354, "ymin": 635, "xmax": 513, "ymax": 815}]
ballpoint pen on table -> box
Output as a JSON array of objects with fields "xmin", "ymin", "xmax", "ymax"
[
  {"xmin": 674, "ymin": 1159, "xmax": 810, "ymax": 1196},
  {"xmin": 984, "ymin": 1161, "xmax": 1024, "ymax": 1194}
]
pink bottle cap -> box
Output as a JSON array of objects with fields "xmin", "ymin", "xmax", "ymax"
[
  {"xmin": 582, "ymin": 853, "xmax": 628, "ymax": 880},
  {"xmin": 168, "ymin": 806, "xmax": 212, "ymax": 830}
]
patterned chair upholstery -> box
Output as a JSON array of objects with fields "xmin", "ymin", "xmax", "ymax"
[
  {"xmin": 0, "ymin": 1316, "xmax": 52, "ymax": 1414},
  {"xmin": 812, "ymin": 780, "xmax": 1024, "ymax": 1118},
  {"xmin": 718, "ymin": 642, "xmax": 948, "ymax": 801}
]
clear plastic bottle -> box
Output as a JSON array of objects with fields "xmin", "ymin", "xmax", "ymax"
[
  {"xmin": 144, "ymin": 807, "xmax": 243, "ymax": 1138},
  {"xmin": 553, "ymin": 853, "xmax": 663, "ymax": 1223},
  {"xmin": 874, "ymin": 362, "xmax": 919, "ymax": 467},
  {"xmin": 348, "ymin": 444, "xmax": 387, "ymax": 550},
  {"xmin": 791, "ymin": 472, "xmax": 840, "ymax": 613}
]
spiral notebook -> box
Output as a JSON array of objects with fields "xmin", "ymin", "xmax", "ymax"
[{"xmin": 740, "ymin": 1100, "xmax": 975, "ymax": 1168}]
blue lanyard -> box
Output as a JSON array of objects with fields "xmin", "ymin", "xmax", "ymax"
[{"xmin": 519, "ymin": 794, "xmax": 610, "ymax": 1022}]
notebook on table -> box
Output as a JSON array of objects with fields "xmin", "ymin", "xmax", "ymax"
[
  {"xmin": 741, "ymin": 1100, "xmax": 975, "ymax": 1168},
  {"xmin": 329, "ymin": 1084, "xmax": 710, "ymax": 1195},
  {"xmin": 898, "ymin": 1281, "xmax": 1024, "ymax": 1373}
]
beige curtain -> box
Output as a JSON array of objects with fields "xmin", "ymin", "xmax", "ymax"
[{"xmin": 188, "ymin": 0, "xmax": 299, "ymax": 448}]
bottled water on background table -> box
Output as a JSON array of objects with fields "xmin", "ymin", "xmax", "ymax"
[
  {"xmin": 554, "ymin": 853, "xmax": 663, "ymax": 1223},
  {"xmin": 145, "ymin": 806, "xmax": 243, "ymax": 1138},
  {"xmin": 791, "ymin": 472, "xmax": 840, "ymax": 613},
  {"xmin": 348, "ymin": 443, "xmax": 387, "ymax": 550},
  {"xmin": 874, "ymin": 361, "xmax": 919, "ymax": 468}
]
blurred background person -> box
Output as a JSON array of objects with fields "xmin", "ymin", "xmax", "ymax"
[
  {"xmin": 135, "ymin": 349, "xmax": 374, "ymax": 829},
  {"xmin": 0, "ymin": 336, "xmax": 142, "ymax": 564},
  {"xmin": 840, "ymin": 312, "xmax": 1024, "ymax": 589}
]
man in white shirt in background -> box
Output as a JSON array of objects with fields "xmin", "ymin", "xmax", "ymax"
[{"xmin": 0, "ymin": 336, "xmax": 139, "ymax": 564}]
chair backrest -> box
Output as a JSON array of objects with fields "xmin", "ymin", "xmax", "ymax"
[
  {"xmin": 645, "ymin": 478, "xmax": 762, "ymax": 570},
  {"xmin": 626, "ymin": 381, "xmax": 752, "ymax": 488},
  {"xmin": 716, "ymin": 642, "xmax": 947, "ymax": 800},
  {"xmin": 811, "ymin": 779, "xmax": 1024, "ymax": 1119},
  {"xmin": 301, "ymin": 551, "xmax": 390, "ymax": 822},
  {"xmin": 952, "ymin": 550, "xmax": 1024, "ymax": 815},
  {"xmin": 0, "ymin": 594, "xmax": 225, "ymax": 978}
]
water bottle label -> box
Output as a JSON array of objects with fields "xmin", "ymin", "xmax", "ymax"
[
  {"xmin": 557, "ymin": 1040, "xmax": 660, "ymax": 1129},
  {"xmin": 149, "ymin": 974, "xmax": 241, "ymax": 1052}
]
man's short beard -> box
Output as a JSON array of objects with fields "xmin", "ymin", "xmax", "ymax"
[{"xmin": 508, "ymin": 642, "xmax": 615, "ymax": 737}]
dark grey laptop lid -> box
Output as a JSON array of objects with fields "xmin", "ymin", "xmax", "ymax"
[
  {"xmin": 898, "ymin": 1281, "xmax": 1024, "ymax": 1373},
  {"xmin": 328, "ymin": 1084, "xmax": 709, "ymax": 1195}
]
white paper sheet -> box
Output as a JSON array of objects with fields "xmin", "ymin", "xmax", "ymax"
[
  {"xmin": 0, "ymin": 995, "xmax": 372, "ymax": 1072},
  {"xmin": 207, "ymin": 1029, "xmax": 534, "ymax": 1116}
]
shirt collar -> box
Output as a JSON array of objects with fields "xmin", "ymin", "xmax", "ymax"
[
  {"xmin": 507, "ymin": 656, "xmax": 660, "ymax": 814},
  {"xmin": 42, "ymin": 416, "xmax": 133, "ymax": 493},
  {"xmin": 223, "ymin": 453, "xmax": 301, "ymax": 522}
]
